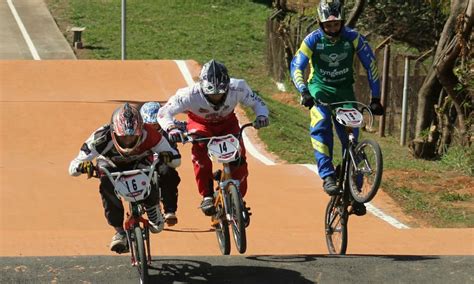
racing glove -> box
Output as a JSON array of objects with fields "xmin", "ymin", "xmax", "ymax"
[
  {"xmin": 77, "ymin": 161, "xmax": 94, "ymax": 179},
  {"xmin": 300, "ymin": 90, "xmax": 314, "ymax": 109},
  {"xmin": 369, "ymin": 97, "xmax": 384, "ymax": 116},
  {"xmin": 167, "ymin": 128, "xmax": 183, "ymax": 143},
  {"xmin": 254, "ymin": 115, "xmax": 269, "ymax": 129},
  {"xmin": 159, "ymin": 151, "xmax": 173, "ymax": 164}
]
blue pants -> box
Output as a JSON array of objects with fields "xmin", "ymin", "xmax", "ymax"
[{"xmin": 309, "ymin": 105, "xmax": 359, "ymax": 179}]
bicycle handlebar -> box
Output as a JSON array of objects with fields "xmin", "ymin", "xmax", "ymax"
[
  {"xmin": 314, "ymin": 100, "xmax": 375, "ymax": 129},
  {"xmin": 182, "ymin": 122, "xmax": 255, "ymax": 144},
  {"xmin": 94, "ymin": 153, "xmax": 161, "ymax": 183}
]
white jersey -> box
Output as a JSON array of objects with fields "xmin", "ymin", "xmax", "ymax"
[{"xmin": 158, "ymin": 78, "xmax": 269, "ymax": 130}]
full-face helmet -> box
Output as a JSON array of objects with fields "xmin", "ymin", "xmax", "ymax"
[
  {"xmin": 110, "ymin": 103, "xmax": 143, "ymax": 155},
  {"xmin": 318, "ymin": 0, "xmax": 343, "ymax": 23},
  {"xmin": 317, "ymin": 0, "xmax": 344, "ymax": 37},
  {"xmin": 199, "ymin": 59, "xmax": 230, "ymax": 107}
]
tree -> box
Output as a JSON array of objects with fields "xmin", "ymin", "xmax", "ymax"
[{"xmin": 410, "ymin": 0, "xmax": 473, "ymax": 158}]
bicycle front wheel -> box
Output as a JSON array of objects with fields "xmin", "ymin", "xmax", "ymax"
[
  {"xmin": 229, "ymin": 185, "xmax": 247, "ymax": 254},
  {"xmin": 132, "ymin": 226, "xmax": 149, "ymax": 283},
  {"xmin": 325, "ymin": 196, "xmax": 348, "ymax": 255},
  {"xmin": 214, "ymin": 200, "xmax": 231, "ymax": 255},
  {"xmin": 348, "ymin": 139, "xmax": 383, "ymax": 203}
]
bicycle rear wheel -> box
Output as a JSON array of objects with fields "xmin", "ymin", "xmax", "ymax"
[
  {"xmin": 132, "ymin": 226, "xmax": 149, "ymax": 283},
  {"xmin": 325, "ymin": 196, "xmax": 348, "ymax": 255},
  {"xmin": 229, "ymin": 185, "xmax": 247, "ymax": 254},
  {"xmin": 348, "ymin": 139, "xmax": 383, "ymax": 203},
  {"xmin": 214, "ymin": 201, "xmax": 231, "ymax": 255}
]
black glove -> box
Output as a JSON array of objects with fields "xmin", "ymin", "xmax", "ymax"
[
  {"xmin": 369, "ymin": 97, "xmax": 384, "ymax": 116},
  {"xmin": 168, "ymin": 128, "xmax": 183, "ymax": 143},
  {"xmin": 300, "ymin": 91, "xmax": 314, "ymax": 109},
  {"xmin": 254, "ymin": 115, "xmax": 269, "ymax": 129},
  {"xmin": 159, "ymin": 151, "xmax": 173, "ymax": 164},
  {"xmin": 77, "ymin": 161, "xmax": 94, "ymax": 179}
]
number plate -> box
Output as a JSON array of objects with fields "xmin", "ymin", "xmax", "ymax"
[
  {"xmin": 114, "ymin": 173, "xmax": 150, "ymax": 202},
  {"xmin": 207, "ymin": 134, "xmax": 240, "ymax": 163},
  {"xmin": 335, "ymin": 107, "xmax": 364, "ymax": 128}
]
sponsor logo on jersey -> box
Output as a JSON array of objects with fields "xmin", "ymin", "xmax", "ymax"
[
  {"xmin": 320, "ymin": 52, "xmax": 348, "ymax": 67},
  {"xmin": 319, "ymin": 67, "xmax": 350, "ymax": 78},
  {"xmin": 316, "ymin": 43, "xmax": 324, "ymax": 50},
  {"xmin": 198, "ymin": 108, "xmax": 210, "ymax": 113}
]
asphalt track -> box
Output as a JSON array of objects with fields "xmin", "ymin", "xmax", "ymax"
[{"xmin": 0, "ymin": 1, "xmax": 473, "ymax": 283}]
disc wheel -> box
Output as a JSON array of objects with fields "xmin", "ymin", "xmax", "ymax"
[
  {"xmin": 132, "ymin": 226, "xmax": 149, "ymax": 283},
  {"xmin": 214, "ymin": 202, "xmax": 231, "ymax": 255},
  {"xmin": 325, "ymin": 196, "xmax": 348, "ymax": 255},
  {"xmin": 229, "ymin": 185, "xmax": 247, "ymax": 254},
  {"xmin": 348, "ymin": 139, "xmax": 383, "ymax": 203}
]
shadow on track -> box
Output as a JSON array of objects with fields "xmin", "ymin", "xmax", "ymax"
[{"xmin": 149, "ymin": 258, "xmax": 313, "ymax": 284}]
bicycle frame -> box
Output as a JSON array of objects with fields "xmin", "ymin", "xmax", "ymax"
[
  {"xmin": 315, "ymin": 100, "xmax": 373, "ymax": 190},
  {"xmin": 212, "ymin": 164, "xmax": 242, "ymax": 227},
  {"xmin": 98, "ymin": 156, "xmax": 160, "ymax": 265},
  {"xmin": 183, "ymin": 123, "xmax": 253, "ymax": 254},
  {"xmin": 322, "ymin": 100, "xmax": 383, "ymax": 254}
]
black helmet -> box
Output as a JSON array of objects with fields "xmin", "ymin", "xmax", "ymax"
[
  {"xmin": 199, "ymin": 59, "xmax": 230, "ymax": 106},
  {"xmin": 317, "ymin": 0, "xmax": 343, "ymax": 23}
]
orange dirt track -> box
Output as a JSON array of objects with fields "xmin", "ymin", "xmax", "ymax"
[{"xmin": 1, "ymin": 60, "xmax": 472, "ymax": 257}]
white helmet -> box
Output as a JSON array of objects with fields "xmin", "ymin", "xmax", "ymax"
[{"xmin": 317, "ymin": 0, "xmax": 343, "ymax": 23}]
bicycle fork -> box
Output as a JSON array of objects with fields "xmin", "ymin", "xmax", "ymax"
[{"xmin": 125, "ymin": 216, "xmax": 152, "ymax": 266}]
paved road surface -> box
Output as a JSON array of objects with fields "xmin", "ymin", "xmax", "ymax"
[{"xmin": 2, "ymin": 255, "xmax": 473, "ymax": 283}]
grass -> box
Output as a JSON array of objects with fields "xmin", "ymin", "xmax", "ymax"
[
  {"xmin": 47, "ymin": 0, "xmax": 473, "ymax": 228},
  {"xmin": 383, "ymin": 181, "xmax": 473, "ymax": 228}
]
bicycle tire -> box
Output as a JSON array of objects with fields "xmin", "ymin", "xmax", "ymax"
[
  {"xmin": 229, "ymin": 185, "xmax": 247, "ymax": 254},
  {"xmin": 133, "ymin": 226, "xmax": 149, "ymax": 283},
  {"xmin": 348, "ymin": 139, "xmax": 383, "ymax": 203},
  {"xmin": 325, "ymin": 196, "xmax": 348, "ymax": 255},
  {"xmin": 214, "ymin": 202, "xmax": 231, "ymax": 255}
]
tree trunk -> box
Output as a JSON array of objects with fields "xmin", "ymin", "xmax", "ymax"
[
  {"xmin": 411, "ymin": 0, "xmax": 472, "ymax": 158},
  {"xmin": 434, "ymin": 0, "xmax": 473, "ymax": 146},
  {"xmin": 414, "ymin": 0, "xmax": 466, "ymax": 139},
  {"xmin": 346, "ymin": 0, "xmax": 366, "ymax": 29}
]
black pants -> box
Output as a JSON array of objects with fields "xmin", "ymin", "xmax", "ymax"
[
  {"xmin": 99, "ymin": 176, "xmax": 160, "ymax": 228},
  {"xmin": 99, "ymin": 164, "xmax": 181, "ymax": 227},
  {"xmin": 159, "ymin": 166, "xmax": 181, "ymax": 213}
]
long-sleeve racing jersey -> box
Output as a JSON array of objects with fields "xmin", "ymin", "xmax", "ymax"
[
  {"xmin": 290, "ymin": 26, "xmax": 380, "ymax": 98},
  {"xmin": 157, "ymin": 78, "xmax": 269, "ymax": 130},
  {"xmin": 69, "ymin": 124, "xmax": 181, "ymax": 176}
]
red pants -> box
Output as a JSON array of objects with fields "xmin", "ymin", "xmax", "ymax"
[{"xmin": 187, "ymin": 113, "xmax": 248, "ymax": 197}]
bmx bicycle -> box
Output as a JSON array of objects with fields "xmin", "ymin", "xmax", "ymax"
[
  {"xmin": 95, "ymin": 153, "xmax": 162, "ymax": 283},
  {"xmin": 319, "ymin": 100, "xmax": 383, "ymax": 254},
  {"xmin": 183, "ymin": 123, "xmax": 255, "ymax": 255}
]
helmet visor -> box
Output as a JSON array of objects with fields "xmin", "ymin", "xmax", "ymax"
[
  {"xmin": 114, "ymin": 134, "xmax": 140, "ymax": 149},
  {"xmin": 201, "ymin": 81, "xmax": 228, "ymax": 96}
]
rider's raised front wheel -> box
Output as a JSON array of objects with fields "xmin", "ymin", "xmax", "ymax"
[
  {"xmin": 132, "ymin": 226, "xmax": 149, "ymax": 283},
  {"xmin": 214, "ymin": 204, "xmax": 231, "ymax": 255},
  {"xmin": 229, "ymin": 185, "xmax": 247, "ymax": 254},
  {"xmin": 325, "ymin": 196, "xmax": 348, "ymax": 255},
  {"xmin": 348, "ymin": 139, "xmax": 383, "ymax": 203}
]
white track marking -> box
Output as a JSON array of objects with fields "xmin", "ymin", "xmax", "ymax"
[
  {"xmin": 7, "ymin": 0, "xmax": 41, "ymax": 60},
  {"xmin": 174, "ymin": 60, "xmax": 195, "ymax": 87},
  {"xmin": 174, "ymin": 60, "xmax": 408, "ymax": 229},
  {"xmin": 241, "ymin": 131, "xmax": 276, "ymax": 166}
]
